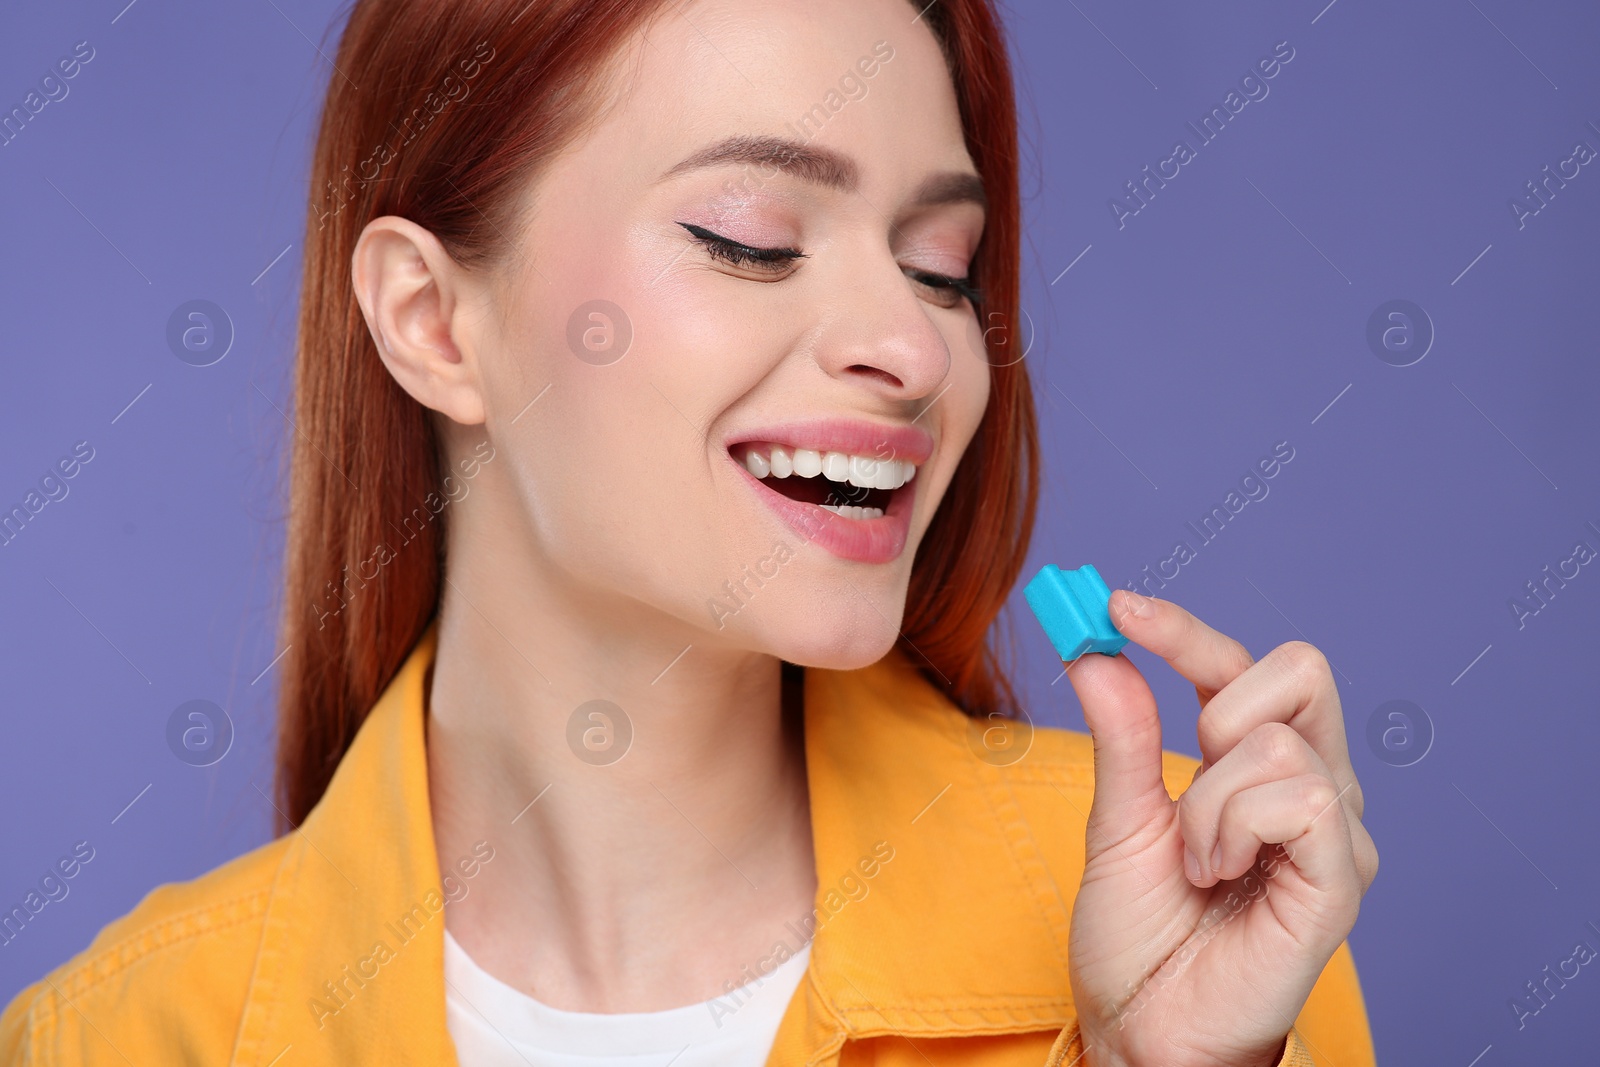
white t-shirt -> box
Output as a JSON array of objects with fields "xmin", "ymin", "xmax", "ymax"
[{"xmin": 442, "ymin": 928, "xmax": 812, "ymax": 1066}]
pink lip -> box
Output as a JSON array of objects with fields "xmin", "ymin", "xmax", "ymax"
[
  {"xmin": 728, "ymin": 460, "xmax": 918, "ymax": 564},
  {"xmin": 722, "ymin": 418, "xmax": 930, "ymax": 565},
  {"xmin": 724, "ymin": 418, "xmax": 934, "ymax": 467}
]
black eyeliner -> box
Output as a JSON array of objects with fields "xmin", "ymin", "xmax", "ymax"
[
  {"xmin": 677, "ymin": 221, "xmax": 978, "ymax": 303},
  {"xmin": 676, "ymin": 221, "xmax": 805, "ymax": 263},
  {"xmin": 909, "ymin": 268, "xmax": 982, "ymax": 305}
]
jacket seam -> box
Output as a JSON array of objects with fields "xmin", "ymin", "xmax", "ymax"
[
  {"xmin": 44, "ymin": 888, "xmax": 272, "ymax": 1002},
  {"xmin": 226, "ymin": 829, "xmax": 300, "ymax": 1067},
  {"xmin": 230, "ymin": 832, "xmax": 307, "ymax": 1067},
  {"xmin": 800, "ymin": 964, "xmax": 848, "ymax": 1067},
  {"xmin": 979, "ymin": 770, "xmax": 1073, "ymax": 978},
  {"xmin": 1000, "ymin": 772, "xmax": 1077, "ymax": 967},
  {"xmin": 1002, "ymin": 764, "xmax": 1094, "ymax": 786},
  {"xmin": 834, "ymin": 995, "xmax": 1074, "ymax": 1013},
  {"xmin": 832, "ymin": 998, "xmax": 1075, "ymax": 1034},
  {"xmin": 7, "ymin": 890, "xmax": 271, "ymax": 1067},
  {"xmin": 6, "ymin": 982, "xmax": 57, "ymax": 1067}
]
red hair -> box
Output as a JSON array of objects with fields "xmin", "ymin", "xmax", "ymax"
[{"xmin": 275, "ymin": 0, "xmax": 1038, "ymax": 829}]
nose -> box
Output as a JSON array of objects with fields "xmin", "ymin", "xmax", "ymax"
[{"xmin": 806, "ymin": 254, "xmax": 954, "ymax": 400}]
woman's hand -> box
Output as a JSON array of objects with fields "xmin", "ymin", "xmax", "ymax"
[{"xmin": 1063, "ymin": 589, "xmax": 1378, "ymax": 1067}]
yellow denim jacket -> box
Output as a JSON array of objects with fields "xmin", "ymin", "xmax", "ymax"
[{"xmin": 0, "ymin": 621, "xmax": 1375, "ymax": 1065}]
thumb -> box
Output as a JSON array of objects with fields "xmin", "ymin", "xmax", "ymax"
[{"xmin": 1065, "ymin": 650, "xmax": 1171, "ymax": 845}]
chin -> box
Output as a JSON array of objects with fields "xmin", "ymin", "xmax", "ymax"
[{"xmin": 760, "ymin": 614, "xmax": 903, "ymax": 673}]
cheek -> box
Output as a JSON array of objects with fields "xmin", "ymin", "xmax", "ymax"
[
  {"xmin": 481, "ymin": 258, "xmax": 783, "ymax": 619},
  {"xmin": 941, "ymin": 310, "xmax": 994, "ymax": 456},
  {"xmin": 954, "ymin": 313, "xmax": 994, "ymax": 417},
  {"xmin": 897, "ymin": 311, "xmax": 990, "ymax": 538}
]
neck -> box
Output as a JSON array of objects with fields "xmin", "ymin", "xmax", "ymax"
[{"xmin": 425, "ymin": 555, "xmax": 817, "ymax": 1013}]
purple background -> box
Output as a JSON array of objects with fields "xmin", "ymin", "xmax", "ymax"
[{"xmin": 3, "ymin": 0, "xmax": 1597, "ymax": 1059}]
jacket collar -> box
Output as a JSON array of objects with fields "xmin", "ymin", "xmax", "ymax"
[
  {"xmin": 794, "ymin": 643, "xmax": 1078, "ymax": 1052},
  {"xmin": 231, "ymin": 620, "xmax": 1076, "ymax": 1065}
]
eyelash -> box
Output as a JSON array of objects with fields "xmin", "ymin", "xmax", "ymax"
[
  {"xmin": 676, "ymin": 221, "xmax": 982, "ymax": 306},
  {"xmin": 678, "ymin": 222, "xmax": 804, "ymax": 267}
]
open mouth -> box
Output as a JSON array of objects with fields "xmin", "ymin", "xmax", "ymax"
[{"xmin": 729, "ymin": 443, "xmax": 917, "ymax": 520}]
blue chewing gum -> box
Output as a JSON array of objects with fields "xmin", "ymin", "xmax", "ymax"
[{"xmin": 1022, "ymin": 563, "xmax": 1130, "ymax": 662}]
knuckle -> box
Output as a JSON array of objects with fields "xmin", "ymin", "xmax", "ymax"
[
  {"xmin": 1250, "ymin": 721, "xmax": 1304, "ymax": 774},
  {"xmin": 1352, "ymin": 822, "xmax": 1380, "ymax": 888},
  {"xmin": 1296, "ymin": 774, "xmax": 1339, "ymax": 817},
  {"xmin": 1274, "ymin": 640, "xmax": 1329, "ymax": 683},
  {"xmin": 1346, "ymin": 778, "xmax": 1367, "ymax": 819}
]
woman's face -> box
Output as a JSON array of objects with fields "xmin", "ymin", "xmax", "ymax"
[{"xmin": 459, "ymin": 0, "xmax": 991, "ymax": 669}]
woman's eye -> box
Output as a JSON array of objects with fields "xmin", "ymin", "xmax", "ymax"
[
  {"xmin": 905, "ymin": 267, "xmax": 981, "ymax": 309},
  {"xmin": 677, "ymin": 222, "xmax": 804, "ymax": 276},
  {"xmin": 676, "ymin": 221, "xmax": 979, "ymax": 307}
]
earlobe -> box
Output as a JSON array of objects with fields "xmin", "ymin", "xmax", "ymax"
[{"xmin": 351, "ymin": 215, "xmax": 486, "ymax": 426}]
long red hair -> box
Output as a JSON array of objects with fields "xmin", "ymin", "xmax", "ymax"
[{"xmin": 276, "ymin": 0, "xmax": 1038, "ymax": 830}]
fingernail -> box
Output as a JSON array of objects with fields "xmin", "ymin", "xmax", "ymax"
[
  {"xmin": 1210, "ymin": 842, "xmax": 1224, "ymax": 875},
  {"xmin": 1184, "ymin": 848, "xmax": 1201, "ymax": 882},
  {"xmin": 1123, "ymin": 591, "xmax": 1152, "ymax": 618}
]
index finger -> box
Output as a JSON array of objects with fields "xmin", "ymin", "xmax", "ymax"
[
  {"xmin": 1112, "ymin": 591, "xmax": 1360, "ymax": 809},
  {"xmin": 1108, "ymin": 588, "xmax": 1255, "ymax": 706}
]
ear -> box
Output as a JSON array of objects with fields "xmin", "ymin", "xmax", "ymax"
[{"xmin": 351, "ymin": 216, "xmax": 487, "ymax": 426}]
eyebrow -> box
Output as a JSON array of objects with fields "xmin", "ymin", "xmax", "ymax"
[
  {"xmin": 912, "ymin": 171, "xmax": 987, "ymax": 210},
  {"xmin": 662, "ymin": 135, "xmax": 857, "ymax": 190},
  {"xmin": 659, "ymin": 134, "xmax": 987, "ymax": 210}
]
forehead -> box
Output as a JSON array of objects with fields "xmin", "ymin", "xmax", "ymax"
[{"xmin": 583, "ymin": 0, "xmax": 974, "ymax": 191}]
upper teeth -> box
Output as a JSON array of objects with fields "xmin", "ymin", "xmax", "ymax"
[{"xmin": 742, "ymin": 445, "xmax": 916, "ymax": 490}]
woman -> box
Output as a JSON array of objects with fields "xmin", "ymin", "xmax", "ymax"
[{"xmin": 0, "ymin": 0, "xmax": 1378, "ymax": 1064}]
